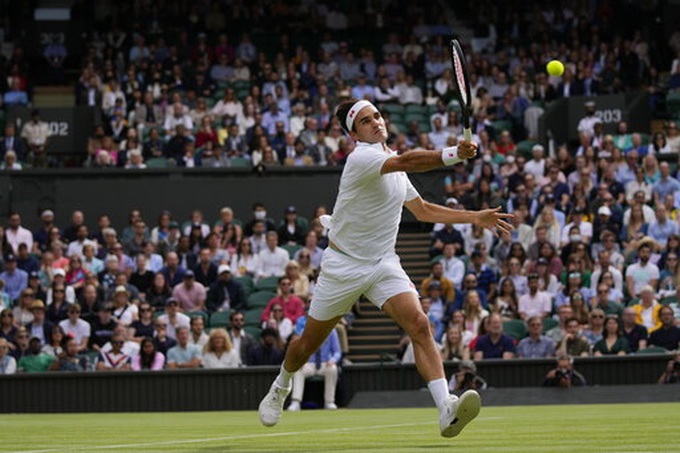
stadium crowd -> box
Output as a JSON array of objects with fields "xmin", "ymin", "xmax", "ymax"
[{"xmin": 0, "ymin": 1, "xmax": 679, "ymax": 378}]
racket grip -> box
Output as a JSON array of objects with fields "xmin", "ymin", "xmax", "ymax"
[{"xmin": 463, "ymin": 128, "xmax": 472, "ymax": 142}]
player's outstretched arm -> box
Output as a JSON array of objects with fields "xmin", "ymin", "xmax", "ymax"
[
  {"xmin": 404, "ymin": 197, "xmax": 514, "ymax": 236},
  {"xmin": 381, "ymin": 140, "xmax": 478, "ymax": 175}
]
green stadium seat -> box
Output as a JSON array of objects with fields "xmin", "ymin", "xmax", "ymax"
[
  {"xmin": 229, "ymin": 157, "xmax": 251, "ymax": 168},
  {"xmin": 418, "ymin": 121, "xmax": 431, "ymax": 133},
  {"xmin": 516, "ymin": 140, "xmax": 538, "ymax": 158},
  {"xmin": 248, "ymin": 290, "xmax": 276, "ymax": 309},
  {"xmin": 244, "ymin": 308, "xmax": 263, "ymax": 327},
  {"xmin": 542, "ymin": 318, "xmax": 558, "ymax": 334},
  {"xmin": 405, "ymin": 104, "xmax": 428, "ymax": 115},
  {"xmin": 503, "ymin": 319, "xmax": 527, "ymax": 341},
  {"xmin": 404, "ymin": 112, "xmax": 427, "ymax": 124},
  {"xmin": 491, "ymin": 120, "xmax": 512, "ymax": 138},
  {"xmin": 255, "ymin": 276, "xmax": 279, "ymax": 292},
  {"xmin": 281, "ymin": 244, "xmax": 302, "ymax": 259},
  {"xmin": 636, "ymin": 346, "xmax": 669, "ymax": 354},
  {"xmin": 447, "ymin": 100, "xmax": 462, "ymax": 112},
  {"xmin": 244, "ymin": 325, "xmax": 262, "ymax": 340},
  {"xmin": 661, "ymin": 296, "xmax": 678, "ymax": 305},
  {"xmin": 234, "ymin": 276, "xmax": 255, "ymax": 297},
  {"xmin": 381, "ymin": 103, "xmax": 404, "ymax": 116},
  {"xmin": 209, "ymin": 310, "xmax": 232, "ymax": 328},
  {"xmin": 146, "ymin": 158, "xmax": 174, "ymax": 168}
]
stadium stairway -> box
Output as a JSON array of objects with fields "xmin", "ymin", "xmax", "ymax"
[{"xmin": 346, "ymin": 231, "xmax": 432, "ymax": 363}]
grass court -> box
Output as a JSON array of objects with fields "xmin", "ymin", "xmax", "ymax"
[{"xmin": 2, "ymin": 403, "xmax": 678, "ymax": 452}]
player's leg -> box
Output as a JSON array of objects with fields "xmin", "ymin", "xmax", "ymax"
[
  {"xmin": 383, "ymin": 291, "xmax": 480, "ymax": 438},
  {"xmin": 259, "ymin": 315, "xmax": 341, "ymax": 426}
]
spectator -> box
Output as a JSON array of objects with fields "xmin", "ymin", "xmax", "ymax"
[
  {"xmin": 556, "ymin": 317, "xmax": 591, "ymax": 357},
  {"xmin": 582, "ymin": 309, "xmax": 607, "ymax": 347},
  {"xmin": 649, "ymin": 306, "xmax": 680, "ymax": 351},
  {"xmin": 188, "ymin": 316, "xmax": 209, "ymax": 349},
  {"xmin": 591, "ymin": 282, "xmax": 624, "ymax": 318},
  {"xmin": 0, "ymin": 337, "xmax": 17, "ymax": 374},
  {"xmin": 96, "ymin": 333, "xmax": 132, "ymax": 371},
  {"xmin": 172, "ymin": 270, "xmax": 207, "ymax": 314},
  {"xmin": 156, "ymin": 298, "xmax": 190, "ymax": 341},
  {"xmin": 41, "ymin": 325, "xmax": 65, "ymax": 357},
  {"xmin": 518, "ymin": 273, "xmax": 552, "ymax": 320},
  {"xmin": 258, "ymin": 231, "xmax": 290, "ymax": 279},
  {"xmin": 249, "ymin": 327, "xmax": 284, "ymax": 366},
  {"xmin": 491, "ymin": 277, "xmax": 520, "ymax": 321},
  {"xmin": 543, "ymin": 354, "xmax": 586, "ymax": 387},
  {"xmin": 420, "ymin": 262, "xmax": 455, "ymax": 303},
  {"xmin": 206, "ymin": 264, "xmax": 246, "ymax": 313},
  {"xmin": 152, "ymin": 318, "xmax": 176, "ymax": 357},
  {"xmin": 473, "ymin": 313, "xmax": 516, "ymax": 360},
  {"xmin": 287, "ymin": 328, "xmax": 341, "ymax": 411},
  {"xmin": 18, "ymin": 336, "xmax": 56, "ymax": 372},
  {"xmin": 593, "ymin": 315, "xmax": 630, "ymax": 356},
  {"xmin": 129, "ymin": 302, "xmax": 155, "ymax": 341},
  {"xmin": 625, "ymin": 244, "xmax": 659, "ymax": 298},
  {"xmin": 20, "ymin": 110, "xmax": 51, "ymax": 168},
  {"xmin": 58, "ymin": 304, "xmax": 90, "ymax": 352},
  {"xmin": 439, "ymin": 324, "xmax": 470, "ymax": 361},
  {"xmin": 166, "ymin": 326, "xmax": 202, "ymax": 369},
  {"xmin": 632, "ymin": 285, "xmax": 663, "ymax": 332},
  {"xmin": 228, "ymin": 311, "xmax": 257, "ymax": 366},
  {"xmin": 131, "ymin": 337, "xmax": 165, "ymax": 371},
  {"xmin": 657, "ymin": 352, "xmax": 680, "ymax": 384},
  {"xmin": 517, "ymin": 316, "xmax": 556, "ymax": 358},
  {"xmin": 110, "ymin": 285, "xmax": 138, "ymax": 327},
  {"xmin": 0, "ymin": 124, "xmax": 27, "ymax": 163},
  {"xmin": 448, "ymin": 360, "xmax": 488, "ymax": 393},
  {"xmin": 49, "ymin": 336, "xmax": 89, "ymax": 372},
  {"xmin": 439, "ymin": 243, "xmax": 465, "ymax": 290},
  {"xmin": 202, "ymin": 328, "xmax": 240, "ymax": 369}
]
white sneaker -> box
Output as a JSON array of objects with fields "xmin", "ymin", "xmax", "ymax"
[
  {"xmin": 287, "ymin": 400, "xmax": 301, "ymax": 412},
  {"xmin": 439, "ymin": 390, "xmax": 481, "ymax": 438},
  {"xmin": 258, "ymin": 382, "xmax": 291, "ymax": 427},
  {"xmin": 324, "ymin": 403, "xmax": 338, "ymax": 410}
]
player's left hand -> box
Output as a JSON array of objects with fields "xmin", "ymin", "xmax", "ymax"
[
  {"xmin": 458, "ymin": 140, "xmax": 478, "ymax": 159},
  {"xmin": 476, "ymin": 206, "xmax": 515, "ymax": 236}
]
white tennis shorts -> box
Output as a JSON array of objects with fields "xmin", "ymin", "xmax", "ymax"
[{"xmin": 309, "ymin": 247, "xmax": 418, "ymax": 321}]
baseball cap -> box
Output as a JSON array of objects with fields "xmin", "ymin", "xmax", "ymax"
[
  {"xmin": 29, "ymin": 271, "xmax": 39, "ymax": 279},
  {"xmin": 640, "ymin": 285, "xmax": 654, "ymax": 294},
  {"xmin": 165, "ymin": 298, "xmax": 179, "ymax": 306},
  {"xmin": 544, "ymin": 193, "xmax": 555, "ymax": 203},
  {"xmin": 218, "ymin": 264, "xmax": 231, "ymax": 274},
  {"xmin": 114, "ymin": 285, "xmax": 128, "ymax": 294},
  {"xmin": 53, "ymin": 268, "xmax": 66, "ymax": 277},
  {"xmin": 184, "ymin": 270, "xmax": 195, "ymax": 279},
  {"xmin": 168, "ymin": 221, "xmax": 180, "ymax": 229},
  {"xmin": 5, "ymin": 254, "xmax": 16, "ymax": 262},
  {"xmin": 284, "ymin": 206, "xmax": 297, "ymax": 214},
  {"xmin": 598, "ymin": 206, "xmax": 612, "ymax": 216},
  {"xmin": 532, "ymin": 144, "xmax": 545, "ymax": 152},
  {"xmin": 445, "ymin": 197, "xmax": 459, "ymax": 206},
  {"xmin": 428, "ymin": 280, "xmax": 442, "ymax": 290},
  {"xmin": 41, "ymin": 210, "xmax": 54, "ymax": 218},
  {"xmin": 537, "ymin": 257, "xmax": 549, "ymax": 266}
]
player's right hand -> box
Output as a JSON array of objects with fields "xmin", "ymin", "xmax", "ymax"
[{"xmin": 458, "ymin": 140, "xmax": 478, "ymax": 159}]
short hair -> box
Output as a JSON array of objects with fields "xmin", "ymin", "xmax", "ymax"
[{"xmin": 335, "ymin": 97, "xmax": 361, "ymax": 134}]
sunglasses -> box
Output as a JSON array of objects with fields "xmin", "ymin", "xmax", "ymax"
[
  {"xmin": 591, "ymin": 315, "xmax": 604, "ymax": 319},
  {"xmin": 155, "ymin": 324, "xmax": 167, "ymax": 328},
  {"xmin": 112, "ymin": 341, "xmax": 124, "ymax": 345},
  {"xmin": 140, "ymin": 308, "xmax": 152, "ymax": 312},
  {"xmin": 54, "ymin": 290, "xmax": 65, "ymax": 293},
  {"xmin": 17, "ymin": 335, "xmax": 28, "ymax": 339}
]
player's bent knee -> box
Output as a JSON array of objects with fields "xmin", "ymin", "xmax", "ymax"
[{"xmin": 408, "ymin": 313, "xmax": 432, "ymax": 342}]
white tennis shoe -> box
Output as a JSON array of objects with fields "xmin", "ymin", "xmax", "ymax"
[
  {"xmin": 259, "ymin": 382, "xmax": 291, "ymax": 427},
  {"xmin": 439, "ymin": 390, "xmax": 481, "ymax": 438}
]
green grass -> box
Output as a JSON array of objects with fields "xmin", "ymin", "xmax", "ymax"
[{"xmin": 2, "ymin": 403, "xmax": 678, "ymax": 452}]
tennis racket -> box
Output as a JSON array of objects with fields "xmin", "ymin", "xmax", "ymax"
[{"xmin": 449, "ymin": 39, "xmax": 473, "ymax": 143}]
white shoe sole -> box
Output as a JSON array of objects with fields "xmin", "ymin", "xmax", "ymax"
[{"xmin": 440, "ymin": 390, "xmax": 481, "ymax": 438}]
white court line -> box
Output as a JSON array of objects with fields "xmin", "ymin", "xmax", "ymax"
[{"xmin": 10, "ymin": 417, "xmax": 503, "ymax": 453}]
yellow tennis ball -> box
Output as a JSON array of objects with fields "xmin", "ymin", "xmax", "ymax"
[{"xmin": 547, "ymin": 60, "xmax": 564, "ymax": 76}]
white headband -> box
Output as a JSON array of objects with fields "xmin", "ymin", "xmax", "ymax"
[{"xmin": 345, "ymin": 100, "xmax": 375, "ymax": 132}]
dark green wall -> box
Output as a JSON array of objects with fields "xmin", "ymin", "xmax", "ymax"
[{"xmin": 0, "ymin": 167, "xmax": 450, "ymax": 230}]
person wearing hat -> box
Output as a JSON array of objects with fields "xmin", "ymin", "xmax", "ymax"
[
  {"xmin": 171, "ymin": 269, "xmax": 207, "ymax": 314},
  {"xmin": 25, "ymin": 300, "xmax": 54, "ymax": 346},
  {"xmin": 32, "ymin": 209, "xmax": 57, "ymax": 251},
  {"xmin": 111, "ymin": 285, "xmax": 138, "ymax": 327},
  {"xmin": 157, "ymin": 298, "xmax": 191, "ymax": 341},
  {"xmin": 631, "ymin": 285, "xmax": 663, "ymax": 332},
  {"xmin": 47, "ymin": 267, "xmax": 76, "ymax": 305},
  {"xmin": 277, "ymin": 206, "xmax": 306, "ymax": 246},
  {"xmin": 20, "ymin": 109, "xmax": 51, "ymax": 168},
  {"xmin": 0, "ymin": 253, "xmax": 28, "ymax": 303},
  {"xmin": 449, "ymin": 360, "xmax": 488, "ymax": 393},
  {"xmin": 577, "ymin": 100, "xmax": 598, "ymax": 139},
  {"xmin": 524, "ymin": 144, "xmax": 546, "ymax": 181},
  {"xmin": 17, "ymin": 336, "xmax": 55, "ymax": 372}
]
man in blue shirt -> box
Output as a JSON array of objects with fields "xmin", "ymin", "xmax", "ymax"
[
  {"xmin": 166, "ymin": 326, "xmax": 202, "ymax": 369},
  {"xmin": 517, "ymin": 316, "xmax": 556, "ymax": 358},
  {"xmin": 647, "ymin": 205, "xmax": 679, "ymax": 249},
  {"xmin": 653, "ymin": 162, "xmax": 680, "ymax": 207},
  {"xmin": 288, "ymin": 311, "xmax": 342, "ymax": 411},
  {"xmin": 474, "ymin": 313, "xmax": 517, "ymax": 360},
  {"xmin": 0, "ymin": 255, "xmax": 28, "ymax": 304}
]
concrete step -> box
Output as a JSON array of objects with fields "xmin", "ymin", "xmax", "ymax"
[{"xmin": 349, "ymin": 334, "xmax": 401, "ymax": 345}]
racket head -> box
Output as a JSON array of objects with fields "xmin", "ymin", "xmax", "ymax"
[{"xmin": 450, "ymin": 39, "xmax": 473, "ymax": 129}]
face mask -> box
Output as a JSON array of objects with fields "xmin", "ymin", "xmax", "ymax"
[
  {"xmin": 570, "ymin": 234, "xmax": 582, "ymax": 242},
  {"xmin": 254, "ymin": 211, "xmax": 266, "ymax": 220},
  {"xmin": 506, "ymin": 155, "xmax": 515, "ymax": 164},
  {"xmin": 483, "ymin": 154, "xmax": 492, "ymax": 163}
]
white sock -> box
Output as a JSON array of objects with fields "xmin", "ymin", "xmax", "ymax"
[
  {"xmin": 427, "ymin": 378, "xmax": 452, "ymax": 411},
  {"xmin": 274, "ymin": 364, "xmax": 294, "ymax": 389}
]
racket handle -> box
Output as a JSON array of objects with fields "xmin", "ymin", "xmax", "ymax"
[{"xmin": 463, "ymin": 128, "xmax": 472, "ymax": 142}]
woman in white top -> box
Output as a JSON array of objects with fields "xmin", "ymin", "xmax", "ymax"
[
  {"xmin": 202, "ymin": 328, "xmax": 240, "ymax": 369},
  {"xmin": 230, "ymin": 237, "xmax": 260, "ymax": 278},
  {"xmin": 462, "ymin": 291, "xmax": 490, "ymax": 338}
]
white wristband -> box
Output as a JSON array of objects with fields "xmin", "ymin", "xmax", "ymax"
[{"xmin": 442, "ymin": 146, "xmax": 463, "ymax": 166}]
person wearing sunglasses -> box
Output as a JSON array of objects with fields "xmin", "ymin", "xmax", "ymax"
[{"xmin": 96, "ymin": 333, "xmax": 131, "ymax": 371}]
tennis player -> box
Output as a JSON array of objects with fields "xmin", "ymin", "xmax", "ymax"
[{"xmin": 259, "ymin": 98, "xmax": 514, "ymax": 437}]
